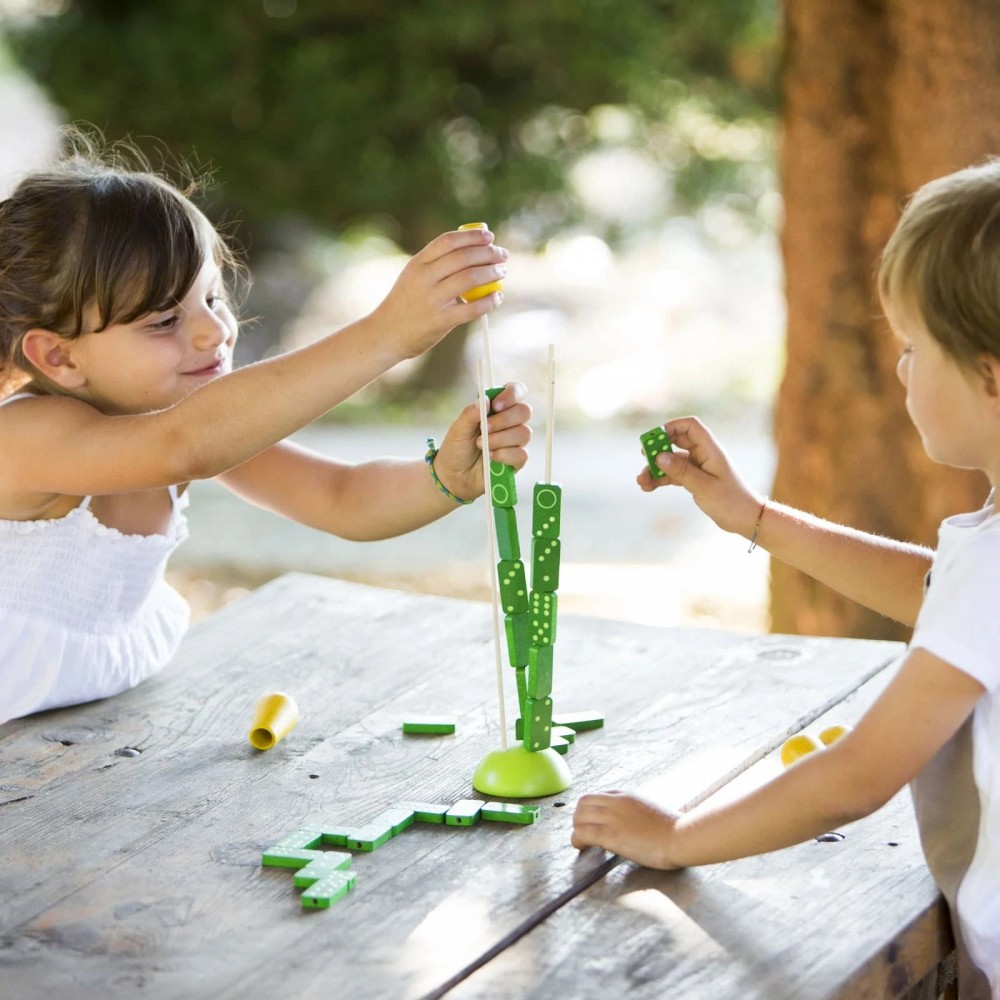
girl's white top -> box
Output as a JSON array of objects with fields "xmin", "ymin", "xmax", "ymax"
[{"xmin": 0, "ymin": 393, "xmax": 190, "ymax": 724}]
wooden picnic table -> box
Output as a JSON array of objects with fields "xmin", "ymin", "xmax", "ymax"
[{"xmin": 0, "ymin": 574, "xmax": 952, "ymax": 999}]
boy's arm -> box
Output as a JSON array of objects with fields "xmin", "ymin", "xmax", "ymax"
[
  {"xmin": 572, "ymin": 647, "xmax": 983, "ymax": 869},
  {"xmin": 646, "ymin": 417, "xmax": 933, "ymax": 626},
  {"xmin": 216, "ymin": 383, "xmax": 530, "ymax": 541}
]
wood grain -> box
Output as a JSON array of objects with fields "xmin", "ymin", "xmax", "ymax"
[{"xmin": 0, "ymin": 574, "xmax": 916, "ymax": 999}]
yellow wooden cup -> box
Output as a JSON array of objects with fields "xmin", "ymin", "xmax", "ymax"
[
  {"xmin": 248, "ymin": 691, "xmax": 300, "ymax": 750},
  {"xmin": 458, "ymin": 222, "xmax": 504, "ymax": 302}
]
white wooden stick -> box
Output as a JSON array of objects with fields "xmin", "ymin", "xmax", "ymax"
[
  {"xmin": 545, "ymin": 343, "xmax": 555, "ymax": 484},
  {"xmin": 481, "ymin": 314, "xmax": 496, "ymax": 388},
  {"xmin": 477, "ymin": 358, "xmax": 507, "ymax": 750}
]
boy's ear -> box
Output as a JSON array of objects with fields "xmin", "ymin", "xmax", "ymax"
[{"xmin": 19, "ymin": 329, "xmax": 87, "ymax": 390}]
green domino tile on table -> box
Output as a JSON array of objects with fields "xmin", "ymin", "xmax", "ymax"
[
  {"xmin": 497, "ymin": 559, "xmax": 529, "ymax": 614},
  {"xmin": 301, "ymin": 869, "xmax": 356, "ymax": 909},
  {"xmin": 406, "ymin": 802, "xmax": 451, "ymax": 824},
  {"xmin": 319, "ymin": 828, "xmax": 353, "ymax": 847},
  {"xmin": 445, "ymin": 799, "xmax": 483, "ymax": 826},
  {"xmin": 271, "ymin": 825, "xmax": 325, "ymax": 850},
  {"xmin": 504, "ymin": 612, "xmax": 531, "ymax": 667},
  {"xmin": 526, "ymin": 644, "xmax": 553, "ymax": 699},
  {"xmin": 346, "ymin": 823, "xmax": 394, "ymax": 852},
  {"xmin": 494, "ymin": 506, "xmax": 521, "ymax": 561},
  {"xmin": 402, "ymin": 716, "xmax": 457, "ymax": 735},
  {"xmin": 550, "ymin": 735, "xmax": 570, "ymax": 755},
  {"xmin": 489, "ymin": 460, "xmax": 518, "ymax": 508},
  {"xmin": 481, "ymin": 802, "xmax": 541, "ymax": 824},
  {"xmin": 552, "ymin": 710, "xmax": 605, "ymax": 732},
  {"xmin": 293, "ymin": 852, "xmax": 353, "ymax": 887},
  {"xmin": 640, "ymin": 426, "xmax": 673, "ymax": 478},
  {"xmin": 529, "ymin": 591, "xmax": 558, "ymax": 646},
  {"xmin": 523, "ymin": 695, "xmax": 553, "ymax": 751},
  {"xmin": 532, "ymin": 483, "xmax": 562, "ymax": 539},
  {"xmin": 531, "ymin": 536, "xmax": 561, "ymax": 593},
  {"xmin": 367, "ymin": 807, "xmax": 416, "ymax": 836},
  {"xmin": 552, "ymin": 724, "xmax": 576, "ymax": 744},
  {"xmin": 261, "ymin": 846, "xmax": 324, "ymax": 869}
]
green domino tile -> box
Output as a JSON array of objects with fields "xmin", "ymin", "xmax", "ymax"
[
  {"xmin": 504, "ymin": 612, "xmax": 531, "ymax": 667},
  {"xmin": 319, "ymin": 828, "xmax": 353, "ymax": 847},
  {"xmin": 485, "ymin": 386, "xmax": 504, "ymax": 409},
  {"xmin": 293, "ymin": 852, "xmax": 353, "ymax": 887},
  {"xmin": 494, "ymin": 506, "xmax": 521, "ymax": 560},
  {"xmin": 524, "ymin": 695, "xmax": 553, "ymax": 751},
  {"xmin": 531, "ymin": 536, "xmax": 561, "ymax": 593},
  {"xmin": 346, "ymin": 824, "xmax": 394, "ymax": 852},
  {"xmin": 481, "ymin": 802, "xmax": 541, "ymax": 825},
  {"xmin": 552, "ymin": 724, "xmax": 576, "ymax": 744},
  {"xmin": 368, "ymin": 807, "xmax": 416, "ymax": 836},
  {"xmin": 532, "ymin": 483, "xmax": 562, "ymax": 539},
  {"xmin": 497, "ymin": 559, "xmax": 529, "ymax": 614},
  {"xmin": 515, "ymin": 665, "xmax": 528, "ymax": 715},
  {"xmin": 402, "ymin": 716, "xmax": 457, "ymax": 734},
  {"xmin": 490, "ymin": 460, "xmax": 518, "ymax": 508},
  {"xmin": 526, "ymin": 644, "xmax": 554, "ymax": 699},
  {"xmin": 640, "ymin": 426, "xmax": 673, "ymax": 478},
  {"xmin": 445, "ymin": 799, "xmax": 483, "ymax": 826},
  {"xmin": 552, "ymin": 710, "xmax": 605, "ymax": 732},
  {"xmin": 262, "ymin": 846, "xmax": 323, "ymax": 869},
  {"xmin": 514, "ymin": 717, "xmax": 524, "ymax": 741},
  {"xmin": 301, "ymin": 869, "xmax": 356, "ymax": 909},
  {"xmin": 550, "ymin": 735, "xmax": 570, "ymax": 755},
  {"xmin": 271, "ymin": 825, "xmax": 325, "ymax": 850},
  {"xmin": 406, "ymin": 802, "xmax": 451, "ymax": 823},
  {"xmin": 529, "ymin": 591, "xmax": 558, "ymax": 647}
]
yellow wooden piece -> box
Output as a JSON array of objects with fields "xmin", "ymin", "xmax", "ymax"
[
  {"xmin": 249, "ymin": 691, "xmax": 300, "ymax": 750},
  {"xmin": 819, "ymin": 723, "xmax": 852, "ymax": 745},
  {"xmin": 458, "ymin": 222, "xmax": 503, "ymax": 302},
  {"xmin": 780, "ymin": 732, "xmax": 822, "ymax": 767}
]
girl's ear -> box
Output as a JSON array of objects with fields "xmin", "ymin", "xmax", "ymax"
[{"xmin": 19, "ymin": 329, "xmax": 87, "ymax": 390}]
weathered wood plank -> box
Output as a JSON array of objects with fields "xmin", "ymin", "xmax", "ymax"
[{"xmin": 0, "ymin": 575, "xmax": 904, "ymax": 999}]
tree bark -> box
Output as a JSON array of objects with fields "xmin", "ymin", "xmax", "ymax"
[{"xmin": 775, "ymin": 0, "xmax": 1000, "ymax": 639}]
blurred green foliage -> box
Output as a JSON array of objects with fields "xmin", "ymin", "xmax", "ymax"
[{"xmin": 8, "ymin": 0, "xmax": 776, "ymax": 251}]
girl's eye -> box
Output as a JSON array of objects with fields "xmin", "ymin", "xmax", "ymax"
[{"xmin": 148, "ymin": 314, "xmax": 179, "ymax": 332}]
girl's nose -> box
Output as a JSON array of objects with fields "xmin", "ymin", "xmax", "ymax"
[{"xmin": 191, "ymin": 309, "xmax": 229, "ymax": 351}]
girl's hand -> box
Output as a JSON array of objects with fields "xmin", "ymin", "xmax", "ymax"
[
  {"xmin": 572, "ymin": 791, "xmax": 684, "ymax": 870},
  {"xmin": 432, "ymin": 382, "xmax": 531, "ymax": 501},
  {"xmin": 369, "ymin": 229, "xmax": 508, "ymax": 360},
  {"xmin": 638, "ymin": 416, "xmax": 762, "ymax": 537}
]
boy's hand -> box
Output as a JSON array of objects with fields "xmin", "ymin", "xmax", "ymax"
[
  {"xmin": 433, "ymin": 382, "xmax": 531, "ymax": 501},
  {"xmin": 638, "ymin": 416, "xmax": 762, "ymax": 537},
  {"xmin": 369, "ymin": 229, "xmax": 508, "ymax": 360},
  {"xmin": 572, "ymin": 791, "xmax": 684, "ymax": 870}
]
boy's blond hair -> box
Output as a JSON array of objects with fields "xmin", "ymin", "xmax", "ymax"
[{"xmin": 879, "ymin": 159, "xmax": 1000, "ymax": 369}]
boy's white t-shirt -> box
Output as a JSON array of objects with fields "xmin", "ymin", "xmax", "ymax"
[{"xmin": 910, "ymin": 501, "xmax": 1000, "ymax": 994}]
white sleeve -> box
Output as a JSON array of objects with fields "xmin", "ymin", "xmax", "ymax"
[{"xmin": 910, "ymin": 528, "xmax": 1000, "ymax": 692}]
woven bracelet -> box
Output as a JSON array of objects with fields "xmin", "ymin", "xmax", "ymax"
[{"xmin": 425, "ymin": 437, "xmax": 473, "ymax": 505}]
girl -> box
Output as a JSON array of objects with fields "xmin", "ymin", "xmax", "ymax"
[
  {"xmin": 573, "ymin": 161, "xmax": 1000, "ymax": 998},
  {"xmin": 0, "ymin": 134, "xmax": 530, "ymax": 725}
]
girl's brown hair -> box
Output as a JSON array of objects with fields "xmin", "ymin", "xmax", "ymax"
[
  {"xmin": 0, "ymin": 127, "xmax": 246, "ymax": 394},
  {"xmin": 879, "ymin": 159, "xmax": 1000, "ymax": 369}
]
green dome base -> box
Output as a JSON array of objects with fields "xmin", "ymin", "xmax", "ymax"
[{"xmin": 472, "ymin": 745, "xmax": 572, "ymax": 798}]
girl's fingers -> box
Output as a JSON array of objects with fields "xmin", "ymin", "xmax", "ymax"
[{"xmin": 416, "ymin": 227, "xmax": 495, "ymax": 265}]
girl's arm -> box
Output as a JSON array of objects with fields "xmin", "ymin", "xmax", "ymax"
[
  {"xmin": 216, "ymin": 383, "xmax": 531, "ymax": 540},
  {"xmin": 0, "ymin": 230, "xmax": 505, "ymax": 501},
  {"xmin": 572, "ymin": 647, "xmax": 983, "ymax": 869},
  {"xmin": 645, "ymin": 416, "xmax": 933, "ymax": 626}
]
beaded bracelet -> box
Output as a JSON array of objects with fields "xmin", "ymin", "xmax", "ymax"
[
  {"xmin": 425, "ymin": 437, "xmax": 473, "ymax": 505},
  {"xmin": 747, "ymin": 497, "xmax": 768, "ymax": 553}
]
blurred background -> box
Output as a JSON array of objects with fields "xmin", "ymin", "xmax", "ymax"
[{"xmin": 0, "ymin": 1, "xmax": 818, "ymax": 635}]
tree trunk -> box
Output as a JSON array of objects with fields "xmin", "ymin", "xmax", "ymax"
[{"xmin": 774, "ymin": 0, "xmax": 1000, "ymax": 639}]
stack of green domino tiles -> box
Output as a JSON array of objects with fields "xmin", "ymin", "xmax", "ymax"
[{"xmin": 487, "ymin": 388, "xmax": 562, "ymax": 754}]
